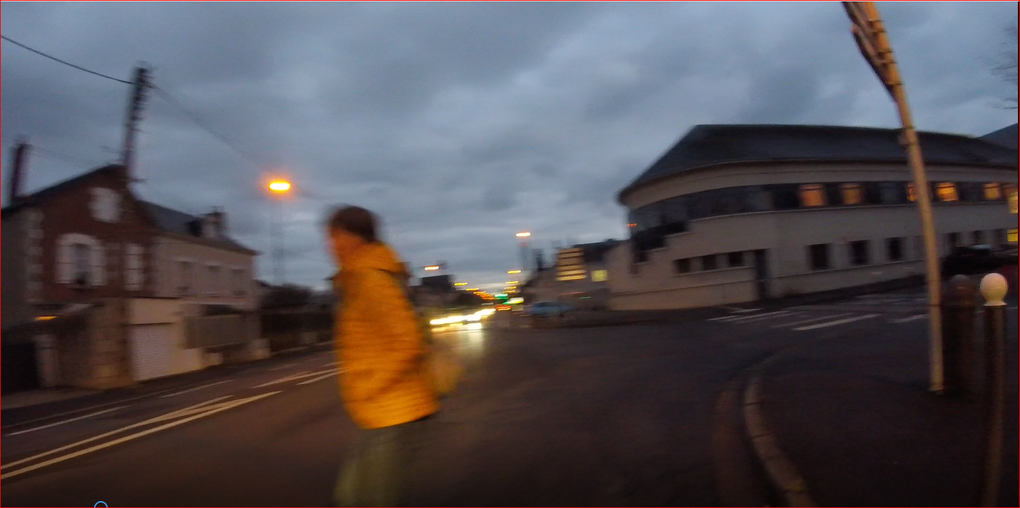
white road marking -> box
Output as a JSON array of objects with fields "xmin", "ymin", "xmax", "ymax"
[
  {"xmin": 252, "ymin": 368, "xmax": 337, "ymax": 389},
  {"xmin": 6, "ymin": 407, "xmax": 127, "ymax": 437},
  {"xmin": 1, "ymin": 395, "xmax": 231, "ymax": 471},
  {"xmin": 724, "ymin": 310, "xmax": 791, "ymax": 323},
  {"xmin": 160, "ymin": 380, "xmax": 232, "ymax": 398},
  {"xmin": 732, "ymin": 311, "xmax": 799, "ymax": 323},
  {"xmin": 793, "ymin": 314, "xmax": 880, "ymax": 331},
  {"xmin": 773, "ymin": 313, "xmax": 855, "ymax": 329},
  {"xmin": 1, "ymin": 392, "xmax": 280, "ymax": 480},
  {"xmin": 297, "ymin": 372, "xmax": 338, "ymax": 385},
  {"xmin": 892, "ymin": 314, "xmax": 927, "ymax": 324}
]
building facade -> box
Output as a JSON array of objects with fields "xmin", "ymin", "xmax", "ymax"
[
  {"xmin": 1, "ymin": 162, "xmax": 262, "ymax": 393},
  {"xmin": 608, "ymin": 124, "xmax": 1019, "ymax": 311}
]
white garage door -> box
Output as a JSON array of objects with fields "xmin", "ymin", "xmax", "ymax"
[{"xmin": 129, "ymin": 324, "xmax": 174, "ymax": 381}]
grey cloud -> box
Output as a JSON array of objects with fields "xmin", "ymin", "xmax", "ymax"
[{"xmin": 3, "ymin": 2, "xmax": 1016, "ymax": 290}]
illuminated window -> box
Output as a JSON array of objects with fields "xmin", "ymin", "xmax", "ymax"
[
  {"xmin": 841, "ymin": 183, "xmax": 863, "ymax": 205},
  {"xmin": 936, "ymin": 183, "xmax": 958, "ymax": 202},
  {"xmin": 799, "ymin": 184, "xmax": 826, "ymax": 207},
  {"xmin": 1008, "ymin": 229, "xmax": 1019, "ymax": 244},
  {"xmin": 907, "ymin": 182, "xmax": 917, "ymax": 202},
  {"xmin": 1007, "ymin": 184, "xmax": 1019, "ymax": 214},
  {"xmin": 984, "ymin": 183, "xmax": 1002, "ymax": 201},
  {"xmin": 591, "ymin": 269, "xmax": 608, "ymax": 282}
]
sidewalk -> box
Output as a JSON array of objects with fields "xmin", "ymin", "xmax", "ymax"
[{"xmin": 752, "ymin": 314, "xmax": 1019, "ymax": 506}]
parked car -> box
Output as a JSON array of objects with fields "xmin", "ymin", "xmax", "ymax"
[
  {"xmin": 523, "ymin": 301, "xmax": 573, "ymax": 318},
  {"xmin": 941, "ymin": 245, "xmax": 1019, "ymax": 279}
]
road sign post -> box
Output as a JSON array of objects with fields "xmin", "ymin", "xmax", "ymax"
[{"xmin": 843, "ymin": 1, "xmax": 945, "ymax": 393}]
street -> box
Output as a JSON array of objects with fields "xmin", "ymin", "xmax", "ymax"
[{"xmin": 2, "ymin": 289, "xmax": 1016, "ymax": 506}]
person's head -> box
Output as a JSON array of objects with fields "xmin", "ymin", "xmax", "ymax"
[{"xmin": 327, "ymin": 205, "xmax": 379, "ymax": 261}]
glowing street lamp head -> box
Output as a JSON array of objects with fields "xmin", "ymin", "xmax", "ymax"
[
  {"xmin": 423, "ymin": 265, "xmax": 441, "ymax": 272},
  {"xmin": 507, "ymin": 269, "xmax": 522, "ymax": 274},
  {"xmin": 515, "ymin": 231, "xmax": 531, "ymax": 238},
  {"xmin": 268, "ymin": 180, "xmax": 292, "ymax": 193}
]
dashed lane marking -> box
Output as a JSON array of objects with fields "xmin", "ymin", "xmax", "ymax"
[
  {"xmin": 891, "ymin": 314, "xmax": 927, "ymax": 324},
  {"xmin": 160, "ymin": 380, "xmax": 232, "ymax": 398},
  {"xmin": 5, "ymin": 407, "xmax": 127, "ymax": 437},
  {"xmin": 793, "ymin": 314, "xmax": 880, "ymax": 331},
  {"xmin": 771, "ymin": 313, "xmax": 855, "ymax": 329},
  {"xmin": 252, "ymin": 368, "xmax": 338, "ymax": 389}
]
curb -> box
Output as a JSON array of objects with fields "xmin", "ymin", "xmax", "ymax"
[{"xmin": 743, "ymin": 370, "xmax": 816, "ymax": 507}]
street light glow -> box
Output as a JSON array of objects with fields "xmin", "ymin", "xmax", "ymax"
[
  {"xmin": 423, "ymin": 265, "xmax": 441, "ymax": 271},
  {"xmin": 268, "ymin": 180, "xmax": 292, "ymax": 193},
  {"xmin": 508, "ymin": 269, "xmax": 522, "ymax": 274},
  {"xmin": 454, "ymin": 282, "xmax": 467, "ymax": 286},
  {"xmin": 506, "ymin": 281, "xmax": 519, "ymax": 284},
  {"xmin": 515, "ymin": 231, "xmax": 531, "ymax": 238}
]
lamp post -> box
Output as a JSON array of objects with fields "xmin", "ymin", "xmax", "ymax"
[
  {"xmin": 516, "ymin": 231, "xmax": 532, "ymax": 277},
  {"xmin": 842, "ymin": 1, "xmax": 944, "ymax": 393},
  {"xmin": 268, "ymin": 179, "xmax": 291, "ymax": 285}
]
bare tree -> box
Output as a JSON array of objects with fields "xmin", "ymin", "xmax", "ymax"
[{"xmin": 993, "ymin": 19, "xmax": 1018, "ymax": 109}]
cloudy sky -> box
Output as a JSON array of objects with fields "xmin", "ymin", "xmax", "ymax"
[{"xmin": 2, "ymin": 2, "xmax": 1017, "ymax": 291}]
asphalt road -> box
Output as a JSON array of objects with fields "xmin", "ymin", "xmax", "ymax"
[{"xmin": 1, "ymin": 289, "xmax": 1015, "ymax": 506}]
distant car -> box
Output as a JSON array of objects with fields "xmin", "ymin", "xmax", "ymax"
[
  {"xmin": 524, "ymin": 301, "xmax": 573, "ymax": 318},
  {"xmin": 941, "ymin": 245, "xmax": 1019, "ymax": 279}
]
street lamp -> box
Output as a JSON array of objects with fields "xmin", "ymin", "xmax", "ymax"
[
  {"xmin": 267, "ymin": 178, "xmax": 292, "ymax": 285},
  {"xmin": 516, "ymin": 231, "xmax": 532, "ymax": 275}
]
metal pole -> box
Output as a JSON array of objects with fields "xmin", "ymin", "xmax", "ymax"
[
  {"xmin": 977, "ymin": 274, "xmax": 1007, "ymax": 507},
  {"xmin": 863, "ymin": 2, "xmax": 944, "ymax": 393}
]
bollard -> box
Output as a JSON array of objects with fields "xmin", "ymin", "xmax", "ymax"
[
  {"xmin": 940, "ymin": 275, "xmax": 978, "ymax": 397},
  {"xmin": 976, "ymin": 273, "xmax": 1008, "ymax": 507}
]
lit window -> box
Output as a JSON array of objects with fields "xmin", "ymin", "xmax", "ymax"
[
  {"xmin": 591, "ymin": 269, "xmax": 608, "ymax": 282},
  {"xmin": 799, "ymin": 184, "xmax": 826, "ymax": 207},
  {"xmin": 907, "ymin": 183, "xmax": 917, "ymax": 202},
  {"xmin": 984, "ymin": 183, "xmax": 1002, "ymax": 201},
  {"xmin": 841, "ymin": 183, "xmax": 863, "ymax": 205},
  {"xmin": 1008, "ymin": 229, "xmax": 1019, "ymax": 244},
  {"xmin": 936, "ymin": 183, "xmax": 958, "ymax": 202}
]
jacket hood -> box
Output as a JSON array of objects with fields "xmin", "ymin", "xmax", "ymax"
[{"xmin": 345, "ymin": 242, "xmax": 407, "ymax": 276}]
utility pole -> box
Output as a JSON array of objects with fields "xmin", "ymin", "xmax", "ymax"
[
  {"xmin": 842, "ymin": 2, "xmax": 944, "ymax": 393},
  {"xmin": 121, "ymin": 65, "xmax": 151, "ymax": 182}
]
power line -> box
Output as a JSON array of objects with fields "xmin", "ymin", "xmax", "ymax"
[
  {"xmin": 151, "ymin": 85, "xmax": 264, "ymax": 170},
  {"xmin": 1, "ymin": 35, "xmax": 132, "ymax": 85},
  {"xmin": 31, "ymin": 145, "xmax": 107, "ymax": 168}
]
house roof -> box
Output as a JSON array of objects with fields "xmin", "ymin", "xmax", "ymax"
[
  {"xmin": 141, "ymin": 201, "xmax": 257, "ymax": 254},
  {"xmin": 619, "ymin": 124, "xmax": 1020, "ymax": 202},
  {"xmin": 1, "ymin": 165, "xmax": 121, "ymax": 217},
  {"xmin": 1, "ymin": 163, "xmax": 257, "ymax": 255},
  {"xmin": 980, "ymin": 123, "xmax": 1019, "ymax": 150}
]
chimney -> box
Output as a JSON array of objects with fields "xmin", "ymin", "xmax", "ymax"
[
  {"xmin": 7, "ymin": 140, "xmax": 29, "ymax": 204},
  {"xmin": 202, "ymin": 207, "xmax": 226, "ymax": 239}
]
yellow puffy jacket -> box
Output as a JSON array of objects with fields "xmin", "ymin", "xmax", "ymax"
[{"xmin": 333, "ymin": 243, "xmax": 439, "ymax": 429}]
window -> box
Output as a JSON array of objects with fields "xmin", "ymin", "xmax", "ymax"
[
  {"xmin": 1007, "ymin": 184, "xmax": 1019, "ymax": 214},
  {"xmin": 808, "ymin": 244, "xmax": 830, "ymax": 270},
  {"xmin": 674, "ymin": 259, "xmax": 691, "ymax": 274},
  {"xmin": 591, "ymin": 269, "xmax": 608, "ymax": 282},
  {"xmin": 993, "ymin": 229, "xmax": 1006, "ymax": 247},
  {"xmin": 886, "ymin": 238, "xmax": 904, "ymax": 262},
  {"xmin": 935, "ymin": 183, "xmax": 958, "ymax": 202},
  {"xmin": 232, "ymin": 268, "xmax": 246, "ymax": 297},
  {"xmin": 125, "ymin": 244, "xmax": 143, "ymax": 291},
  {"xmin": 72, "ymin": 243, "xmax": 91, "ymax": 286},
  {"xmin": 907, "ymin": 182, "xmax": 918, "ymax": 202},
  {"xmin": 727, "ymin": 252, "xmax": 745, "ymax": 267},
  {"xmin": 178, "ymin": 261, "xmax": 193, "ymax": 296},
  {"xmin": 841, "ymin": 183, "xmax": 863, "ymax": 205},
  {"xmin": 770, "ymin": 185, "xmax": 801, "ymax": 210},
  {"xmin": 984, "ymin": 183, "xmax": 1003, "ymax": 201},
  {"xmin": 849, "ymin": 240, "xmax": 870, "ymax": 266},
  {"xmin": 947, "ymin": 232, "xmax": 961, "ymax": 249},
  {"xmin": 879, "ymin": 182, "xmax": 905, "ymax": 204},
  {"xmin": 208, "ymin": 265, "xmax": 221, "ymax": 295},
  {"xmin": 799, "ymin": 184, "xmax": 826, "ymax": 207},
  {"xmin": 700, "ymin": 255, "xmax": 718, "ymax": 271}
]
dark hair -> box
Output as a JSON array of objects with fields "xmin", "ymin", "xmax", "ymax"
[{"xmin": 328, "ymin": 205, "xmax": 378, "ymax": 243}]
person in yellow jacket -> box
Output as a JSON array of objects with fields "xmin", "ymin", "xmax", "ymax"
[{"xmin": 327, "ymin": 205, "xmax": 439, "ymax": 506}]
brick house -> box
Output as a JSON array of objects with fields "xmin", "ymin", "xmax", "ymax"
[{"xmin": 1, "ymin": 160, "xmax": 262, "ymax": 393}]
